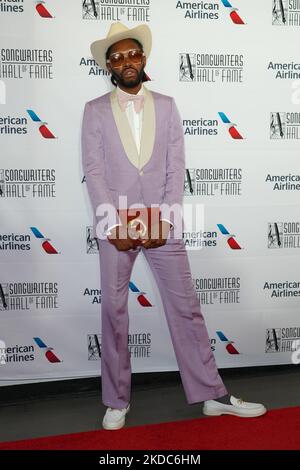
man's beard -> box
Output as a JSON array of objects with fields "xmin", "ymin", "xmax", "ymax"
[{"xmin": 111, "ymin": 65, "xmax": 145, "ymax": 89}]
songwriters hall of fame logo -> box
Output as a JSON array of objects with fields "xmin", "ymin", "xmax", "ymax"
[
  {"xmin": 180, "ymin": 53, "xmax": 196, "ymax": 82},
  {"xmin": 270, "ymin": 112, "xmax": 286, "ymax": 139},
  {"xmin": 265, "ymin": 328, "xmax": 281, "ymax": 353},
  {"xmin": 82, "ymin": 0, "xmax": 99, "ymax": 19},
  {"xmin": 82, "ymin": 0, "xmax": 150, "ymax": 21},
  {"xmin": 0, "ymin": 170, "xmax": 3, "ymax": 198},
  {"xmin": 179, "ymin": 53, "xmax": 243, "ymax": 83},
  {"xmin": 272, "ymin": 0, "xmax": 300, "ymax": 26},
  {"xmin": 0, "ymin": 168, "xmax": 56, "ymax": 198},
  {"xmin": 0, "ymin": 282, "xmax": 58, "ymax": 311},
  {"xmin": 0, "ymin": 284, "xmax": 8, "ymax": 311},
  {"xmin": 86, "ymin": 226, "xmax": 99, "ymax": 254},
  {"xmin": 270, "ymin": 112, "xmax": 300, "ymax": 140},
  {"xmin": 88, "ymin": 334, "xmax": 101, "ymax": 360},
  {"xmin": 268, "ymin": 223, "xmax": 283, "ymax": 248},
  {"xmin": 184, "ymin": 169, "xmax": 195, "ymax": 195},
  {"xmin": 266, "ymin": 327, "xmax": 300, "ymax": 354},
  {"xmin": 184, "ymin": 168, "xmax": 242, "ymax": 197},
  {"xmin": 268, "ymin": 222, "xmax": 300, "ymax": 249}
]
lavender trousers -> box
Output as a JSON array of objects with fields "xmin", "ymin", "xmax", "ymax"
[{"xmin": 98, "ymin": 238, "xmax": 227, "ymax": 409}]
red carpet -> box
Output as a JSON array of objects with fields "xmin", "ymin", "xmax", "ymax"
[{"xmin": 0, "ymin": 407, "xmax": 300, "ymax": 450}]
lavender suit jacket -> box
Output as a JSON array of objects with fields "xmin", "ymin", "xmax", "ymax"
[{"xmin": 81, "ymin": 85, "xmax": 185, "ymax": 240}]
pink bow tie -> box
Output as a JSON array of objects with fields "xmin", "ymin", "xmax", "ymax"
[{"xmin": 117, "ymin": 92, "xmax": 145, "ymax": 114}]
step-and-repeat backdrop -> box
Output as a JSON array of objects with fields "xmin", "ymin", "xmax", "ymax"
[{"xmin": 1, "ymin": 1, "xmax": 300, "ymax": 386}]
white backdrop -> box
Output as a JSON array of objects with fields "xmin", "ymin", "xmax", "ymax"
[{"xmin": 1, "ymin": 0, "xmax": 300, "ymax": 386}]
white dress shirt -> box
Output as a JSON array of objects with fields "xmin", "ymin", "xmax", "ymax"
[{"xmin": 118, "ymin": 84, "xmax": 144, "ymax": 155}]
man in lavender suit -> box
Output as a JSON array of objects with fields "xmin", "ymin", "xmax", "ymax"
[{"xmin": 82, "ymin": 22, "xmax": 266, "ymax": 430}]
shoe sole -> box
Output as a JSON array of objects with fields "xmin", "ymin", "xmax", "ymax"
[
  {"xmin": 102, "ymin": 404, "xmax": 130, "ymax": 430},
  {"xmin": 203, "ymin": 406, "xmax": 267, "ymax": 418}
]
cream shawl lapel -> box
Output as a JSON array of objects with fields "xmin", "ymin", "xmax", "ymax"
[{"xmin": 110, "ymin": 85, "xmax": 156, "ymax": 170}]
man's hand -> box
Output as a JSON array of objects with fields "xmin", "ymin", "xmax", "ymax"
[
  {"xmin": 141, "ymin": 220, "xmax": 171, "ymax": 249},
  {"xmin": 107, "ymin": 225, "xmax": 135, "ymax": 251}
]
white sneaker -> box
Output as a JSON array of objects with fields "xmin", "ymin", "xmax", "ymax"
[
  {"xmin": 203, "ymin": 395, "xmax": 267, "ymax": 418},
  {"xmin": 102, "ymin": 403, "xmax": 130, "ymax": 430}
]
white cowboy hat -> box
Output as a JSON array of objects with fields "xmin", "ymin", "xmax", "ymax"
[{"xmin": 90, "ymin": 22, "xmax": 152, "ymax": 71}]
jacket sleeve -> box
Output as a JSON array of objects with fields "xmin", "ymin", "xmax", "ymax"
[
  {"xmin": 81, "ymin": 101, "xmax": 121, "ymax": 238},
  {"xmin": 159, "ymin": 97, "xmax": 185, "ymax": 231}
]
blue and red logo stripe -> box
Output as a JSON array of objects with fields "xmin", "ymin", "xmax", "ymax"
[
  {"xmin": 216, "ymin": 331, "xmax": 240, "ymax": 354},
  {"xmin": 35, "ymin": 1, "xmax": 53, "ymax": 18},
  {"xmin": 33, "ymin": 337, "xmax": 61, "ymax": 363},
  {"xmin": 26, "ymin": 109, "xmax": 56, "ymax": 139},
  {"xmin": 30, "ymin": 227, "xmax": 59, "ymax": 254},
  {"xmin": 218, "ymin": 112, "xmax": 244, "ymax": 140},
  {"xmin": 220, "ymin": 0, "xmax": 245, "ymax": 24},
  {"xmin": 129, "ymin": 282, "xmax": 152, "ymax": 307}
]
